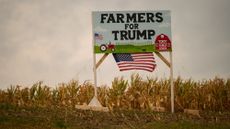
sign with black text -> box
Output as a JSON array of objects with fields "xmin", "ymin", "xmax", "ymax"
[{"xmin": 92, "ymin": 11, "xmax": 171, "ymax": 53}]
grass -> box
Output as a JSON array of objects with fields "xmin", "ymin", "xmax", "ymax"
[
  {"xmin": 94, "ymin": 43, "xmax": 156, "ymax": 53},
  {"xmin": 0, "ymin": 105, "xmax": 229, "ymax": 129}
]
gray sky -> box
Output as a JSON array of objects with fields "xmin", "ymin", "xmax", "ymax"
[{"xmin": 0, "ymin": 0, "xmax": 230, "ymax": 89}]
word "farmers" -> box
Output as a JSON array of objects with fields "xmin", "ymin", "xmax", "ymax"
[{"xmin": 100, "ymin": 12, "xmax": 163, "ymax": 23}]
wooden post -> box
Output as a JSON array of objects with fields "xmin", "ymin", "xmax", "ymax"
[
  {"xmin": 155, "ymin": 51, "xmax": 174, "ymax": 113},
  {"xmin": 90, "ymin": 48, "xmax": 109, "ymax": 106},
  {"xmin": 169, "ymin": 51, "xmax": 174, "ymax": 113},
  {"xmin": 93, "ymin": 52, "xmax": 97, "ymax": 97},
  {"xmin": 89, "ymin": 52, "xmax": 107, "ymax": 108},
  {"xmin": 89, "ymin": 13, "xmax": 103, "ymax": 107},
  {"xmin": 94, "ymin": 53, "xmax": 109, "ymax": 97}
]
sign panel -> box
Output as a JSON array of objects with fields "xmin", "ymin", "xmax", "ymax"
[{"xmin": 92, "ymin": 11, "xmax": 171, "ymax": 53}]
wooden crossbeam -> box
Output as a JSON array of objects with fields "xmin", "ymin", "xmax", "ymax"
[
  {"xmin": 96, "ymin": 53, "xmax": 109, "ymax": 69},
  {"xmin": 155, "ymin": 51, "xmax": 171, "ymax": 68}
]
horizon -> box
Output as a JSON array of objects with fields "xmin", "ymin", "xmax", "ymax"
[{"xmin": 0, "ymin": 0, "xmax": 230, "ymax": 89}]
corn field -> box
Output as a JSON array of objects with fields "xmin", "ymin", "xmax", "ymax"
[{"xmin": 0, "ymin": 74, "xmax": 229, "ymax": 112}]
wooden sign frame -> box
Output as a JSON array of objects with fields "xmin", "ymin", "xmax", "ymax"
[
  {"xmin": 90, "ymin": 51, "xmax": 174, "ymax": 113},
  {"xmin": 90, "ymin": 11, "xmax": 174, "ymax": 113}
]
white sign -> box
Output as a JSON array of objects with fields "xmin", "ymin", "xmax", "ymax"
[{"xmin": 92, "ymin": 11, "xmax": 172, "ymax": 53}]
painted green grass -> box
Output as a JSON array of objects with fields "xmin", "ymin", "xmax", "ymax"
[{"xmin": 94, "ymin": 44, "xmax": 156, "ymax": 53}]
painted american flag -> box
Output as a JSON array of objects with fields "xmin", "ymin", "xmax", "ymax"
[
  {"xmin": 94, "ymin": 33, "xmax": 103, "ymax": 40},
  {"xmin": 113, "ymin": 53, "xmax": 156, "ymax": 72}
]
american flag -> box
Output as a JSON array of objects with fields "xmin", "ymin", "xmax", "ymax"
[
  {"xmin": 113, "ymin": 53, "xmax": 156, "ymax": 72},
  {"xmin": 94, "ymin": 33, "xmax": 103, "ymax": 40}
]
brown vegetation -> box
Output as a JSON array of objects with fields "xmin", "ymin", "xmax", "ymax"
[{"xmin": 0, "ymin": 74, "xmax": 229, "ymax": 112}]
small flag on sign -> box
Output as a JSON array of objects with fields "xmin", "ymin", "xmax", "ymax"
[
  {"xmin": 94, "ymin": 33, "xmax": 103, "ymax": 40},
  {"xmin": 113, "ymin": 53, "xmax": 156, "ymax": 72}
]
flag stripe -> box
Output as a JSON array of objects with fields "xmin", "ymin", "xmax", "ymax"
[
  {"xmin": 119, "ymin": 67, "xmax": 154, "ymax": 72},
  {"xmin": 117, "ymin": 62, "xmax": 155, "ymax": 66},
  {"xmin": 118, "ymin": 60, "xmax": 155, "ymax": 63},
  {"xmin": 118, "ymin": 64, "xmax": 155, "ymax": 68},
  {"xmin": 132, "ymin": 59, "xmax": 155, "ymax": 61}
]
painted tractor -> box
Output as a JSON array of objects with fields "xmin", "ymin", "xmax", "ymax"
[{"xmin": 100, "ymin": 42, "xmax": 115, "ymax": 52}]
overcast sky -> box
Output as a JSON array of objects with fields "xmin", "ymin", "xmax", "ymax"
[{"xmin": 0, "ymin": 0, "xmax": 230, "ymax": 89}]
